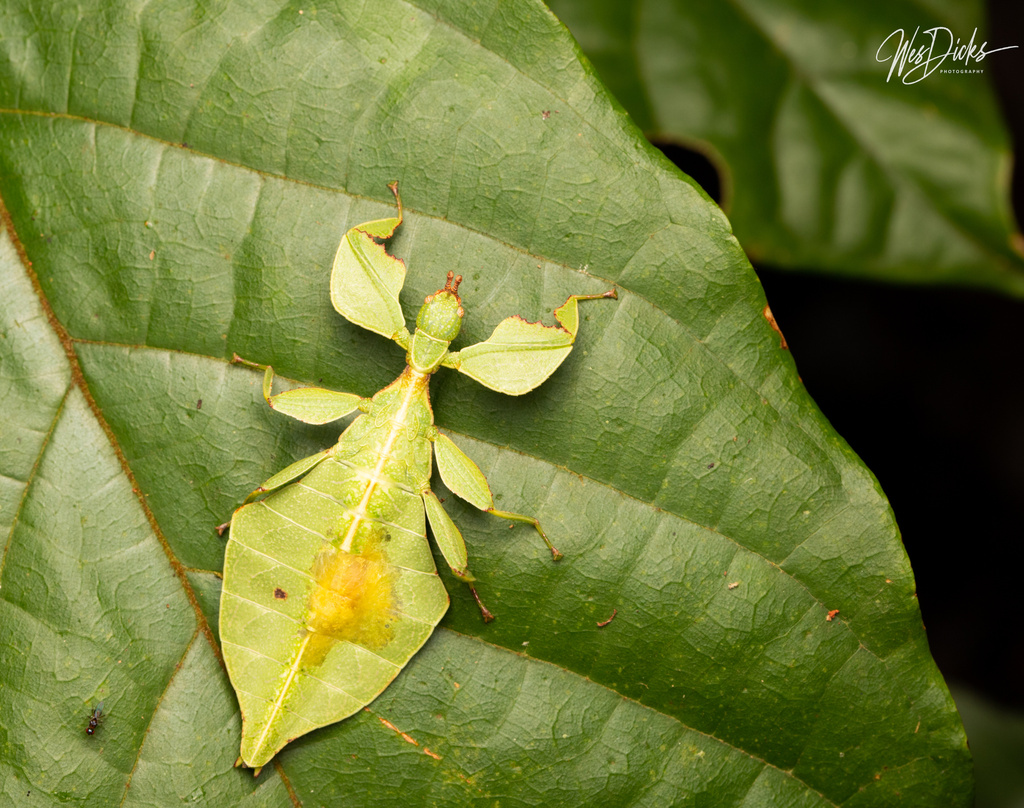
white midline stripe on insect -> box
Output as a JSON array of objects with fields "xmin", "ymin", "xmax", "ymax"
[
  {"xmin": 339, "ymin": 370, "xmax": 426, "ymax": 554},
  {"xmin": 254, "ymin": 370, "xmax": 428, "ymax": 759},
  {"xmin": 333, "ymin": 456, "xmax": 417, "ymax": 493},
  {"xmin": 251, "ymin": 632, "xmax": 311, "ymax": 761}
]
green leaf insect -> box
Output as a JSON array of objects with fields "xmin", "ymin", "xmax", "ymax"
[{"xmin": 219, "ymin": 183, "xmax": 617, "ymax": 772}]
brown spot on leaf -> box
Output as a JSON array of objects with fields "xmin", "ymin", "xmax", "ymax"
[
  {"xmin": 370, "ymin": 710, "xmax": 442, "ymax": 760},
  {"xmin": 274, "ymin": 588, "xmax": 287, "ymax": 600},
  {"xmin": 762, "ymin": 303, "xmax": 788, "ymax": 349},
  {"xmin": 826, "ymin": 609, "xmax": 840, "ymax": 621}
]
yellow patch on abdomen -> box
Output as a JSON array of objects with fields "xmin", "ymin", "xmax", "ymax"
[{"xmin": 302, "ymin": 529, "xmax": 396, "ymax": 667}]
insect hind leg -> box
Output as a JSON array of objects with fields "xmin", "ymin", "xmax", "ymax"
[{"xmin": 469, "ymin": 585, "xmax": 495, "ymax": 623}]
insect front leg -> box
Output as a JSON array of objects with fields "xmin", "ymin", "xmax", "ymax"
[
  {"xmin": 329, "ymin": 181, "xmax": 414, "ymax": 347},
  {"xmin": 431, "ymin": 431, "xmax": 561, "ymax": 560},
  {"xmin": 444, "ymin": 289, "xmax": 617, "ymax": 395}
]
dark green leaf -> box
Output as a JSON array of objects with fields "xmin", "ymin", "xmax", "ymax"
[
  {"xmin": 0, "ymin": 0, "xmax": 970, "ymax": 805},
  {"xmin": 548, "ymin": 0, "xmax": 1024, "ymax": 295}
]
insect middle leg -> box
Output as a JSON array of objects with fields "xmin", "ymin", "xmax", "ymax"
[
  {"xmin": 432, "ymin": 431, "xmax": 562, "ymax": 560},
  {"xmin": 487, "ymin": 509, "xmax": 561, "ymax": 560}
]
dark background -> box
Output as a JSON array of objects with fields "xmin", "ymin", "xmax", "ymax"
[{"xmin": 657, "ymin": 1, "xmax": 1024, "ymax": 711}]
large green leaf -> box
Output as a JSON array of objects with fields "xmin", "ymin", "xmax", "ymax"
[
  {"xmin": 0, "ymin": 0, "xmax": 970, "ymax": 805},
  {"xmin": 548, "ymin": 0, "xmax": 1024, "ymax": 295}
]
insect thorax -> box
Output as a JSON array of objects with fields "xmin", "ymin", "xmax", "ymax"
[
  {"xmin": 331, "ymin": 367, "xmax": 435, "ymax": 493},
  {"xmin": 409, "ymin": 280, "xmax": 463, "ymax": 373}
]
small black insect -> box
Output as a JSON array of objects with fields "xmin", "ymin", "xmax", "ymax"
[{"xmin": 86, "ymin": 702, "xmax": 104, "ymax": 736}]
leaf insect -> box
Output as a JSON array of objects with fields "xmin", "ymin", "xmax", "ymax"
[
  {"xmin": 86, "ymin": 702, "xmax": 103, "ymax": 736},
  {"xmin": 219, "ymin": 183, "xmax": 616, "ymax": 772}
]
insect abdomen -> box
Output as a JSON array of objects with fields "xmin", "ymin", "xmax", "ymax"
[
  {"xmin": 302, "ymin": 525, "xmax": 396, "ymax": 665},
  {"xmin": 222, "ymin": 449, "xmax": 448, "ymax": 768}
]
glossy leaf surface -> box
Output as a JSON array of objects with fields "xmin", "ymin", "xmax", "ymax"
[
  {"xmin": 549, "ymin": 0, "xmax": 1024, "ymax": 295},
  {"xmin": 0, "ymin": 0, "xmax": 970, "ymax": 805}
]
